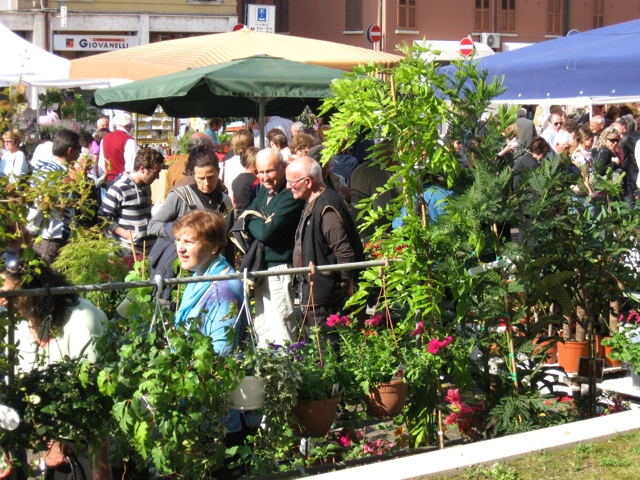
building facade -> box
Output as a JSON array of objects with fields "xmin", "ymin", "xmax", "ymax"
[
  {"xmin": 240, "ymin": 0, "xmax": 640, "ymax": 53},
  {"xmin": 0, "ymin": 0, "xmax": 238, "ymax": 57}
]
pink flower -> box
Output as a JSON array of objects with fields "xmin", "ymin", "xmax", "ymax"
[
  {"xmin": 327, "ymin": 314, "xmax": 350, "ymax": 328},
  {"xmin": 444, "ymin": 388, "xmax": 461, "ymax": 404},
  {"xmin": 336, "ymin": 430, "xmax": 351, "ymax": 448},
  {"xmin": 327, "ymin": 314, "xmax": 341, "ymax": 327},
  {"xmin": 410, "ymin": 321, "xmax": 424, "ymax": 337},
  {"xmin": 365, "ymin": 313, "xmax": 384, "ymax": 327},
  {"xmin": 427, "ymin": 335, "xmax": 454, "ymax": 354},
  {"xmin": 356, "ymin": 430, "xmax": 364, "ymax": 441},
  {"xmin": 427, "ymin": 337, "xmax": 441, "ymax": 354}
]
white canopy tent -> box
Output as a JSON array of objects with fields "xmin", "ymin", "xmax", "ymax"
[{"xmin": 0, "ymin": 23, "xmax": 128, "ymax": 90}]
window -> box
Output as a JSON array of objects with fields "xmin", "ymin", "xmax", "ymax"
[
  {"xmin": 474, "ymin": 0, "xmax": 491, "ymax": 32},
  {"xmin": 346, "ymin": 0, "xmax": 363, "ymax": 31},
  {"xmin": 499, "ymin": 0, "xmax": 516, "ymax": 33},
  {"xmin": 275, "ymin": 0, "xmax": 289, "ymax": 33},
  {"xmin": 546, "ymin": 0, "xmax": 563, "ymax": 35},
  {"xmin": 397, "ymin": 0, "xmax": 416, "ymax": 29},
  {"xmin": 593, "ymin": 0, "xmax": 604, "ymax": 29}
]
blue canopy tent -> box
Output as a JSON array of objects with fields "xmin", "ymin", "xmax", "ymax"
[{"xmin": 472, "ymin": 18, "xmax": 640, "ymax": 105}]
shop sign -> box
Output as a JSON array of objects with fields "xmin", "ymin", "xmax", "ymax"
[{"xmin": 53, "ymin": 34, "xmax": 139, "ymax": 51}]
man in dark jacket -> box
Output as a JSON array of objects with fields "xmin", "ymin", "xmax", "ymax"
[
  {"xmin": 612, "ymin": 120, "xmax": 638, "ymax": 207},
  {"xmin": 287, "ymin": 156, "xmax": 364, "ymax": 341},
  {"xmin": 246, "ymin": 148, "xmax": 305, "ymax": 347}
]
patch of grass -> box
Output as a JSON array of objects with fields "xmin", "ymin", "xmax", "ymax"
[
  {"xmin": 574, "ymin": 442, "xmax": 597, "ymax": 454},
  {"xmin": 447, "ymin": 431, "xmax": 640, "ymax": 479},
  {"xmin": 459, "ymin": 464, "xmax": 519, "ymax": 479}
]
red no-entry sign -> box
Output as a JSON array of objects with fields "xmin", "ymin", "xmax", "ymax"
[
  {"xmin": 367, "ymin": 25, "xmax": 382, "ymax": 43},
  {"xmin": 459, "ymin": 37, "xmax": 475, "ymax": 57}
]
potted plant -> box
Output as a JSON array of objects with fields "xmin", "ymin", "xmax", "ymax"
[
  {"xmin": 281, "ymin": 333, "xmax": 343, "ymax": 437},
  {"xmin": 602, "ymin": 311, "xmax": 640, "ymax": 387},
  {"xmin": 331, "ymin": 312, "xmax": 408, "ymax": 417},
  {"xmin": 227, "ymin": 346, "xmax": 279, "ymax": 410}
]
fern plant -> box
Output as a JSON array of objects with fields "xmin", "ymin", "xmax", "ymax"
[{"xmin": 52, "ymin": 227, "xmax": 131, "ymax": 314}]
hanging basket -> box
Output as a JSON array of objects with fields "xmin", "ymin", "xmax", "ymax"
[
  {"xmin": 291, "ymin": 396, "xmax": 340, "ymax": 437},
  {"xmin": 365, "ymin": 380, "xmax": 408, "ymax": 418},
  {"xmin": 226, "ymin": 376, "xmax": 267, "ymax": 411}
]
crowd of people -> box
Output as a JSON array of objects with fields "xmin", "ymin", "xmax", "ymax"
[
  {"xmin": 1, "ymin": 113, "xmax": 381, "ymax": 359},
  {"xmin": 5, "ymin": 104, "xmax": 638, "ymax": 477},
  {"xmin": 0, "ymin": 113, "xmax": 380, "ymax": 478},
  {"xmin": 484, "ymin": 105, "xmax": 640, "ymax": 243}
]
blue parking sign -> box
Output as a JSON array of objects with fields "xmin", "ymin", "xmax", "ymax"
[{"xmin": 257, "ymin": 8, "xmax": 267, "ymax": 22}]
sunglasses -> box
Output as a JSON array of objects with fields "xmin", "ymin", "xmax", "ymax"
[
  {"xmin": 608, "ymin": 138, "xmax": 620, "ymax": 144},
  {"xmin": 553, "ymin": 122, "xmax": 564, "ymax": 127}
]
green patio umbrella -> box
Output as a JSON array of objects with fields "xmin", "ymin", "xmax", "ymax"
[{"xmin": 92, "ymin": 55, "xmax": 347, "ymax": 146}]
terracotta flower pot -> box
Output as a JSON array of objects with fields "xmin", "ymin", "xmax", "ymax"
[
  {"xmin": 226, "ymin": 376, "xmax": 267, "ymax": 411},
  {"xmin": 365, "ymin": 380, "xmax": 408, "ymax": 418},
  {"xmin": 603, "ymin": 345, "xmax": 622, "ymax": 367},
  {"xmin": 557, "ymin": 341, "xmax": 588, "ymax": 373},
  {"xmin": 292, "ymin": 396, "xmax": 340, "ymax": 437},
  {"xmin": 533, "ymin": 338, "xmax": 558, "ymax": 364}
]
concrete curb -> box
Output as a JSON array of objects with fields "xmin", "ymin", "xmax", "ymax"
[{"xmin": 313, "ymin": 409, "xmax": 640, "ymax": 479}]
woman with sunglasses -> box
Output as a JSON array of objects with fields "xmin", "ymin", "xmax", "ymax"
[
  {"xmin": 593, "ymin": 126, "xmax": 622, "ymax": 176},
  {"xmin": 1, "ymin": 253, "xmax": 110, "ymax": 479},
  {"xmin": 1, "ymin": 130, "xmax": 29, "ymax": 180}
]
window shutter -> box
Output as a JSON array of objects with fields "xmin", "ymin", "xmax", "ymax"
[
  {"xmin": 475, "ymin": 0, "xmax": 491, "ymax": 32},
  {"xmin": 546, "ymin": 0, "xmax": 562, "ymax": 35},
  {"xmin": 499, "ymin": 0, "xmax": 515, "ymax": 32},
  {"xmin": 275, "ymin": 0, "xmax": 289, "ymax": 33},
  {"xmin": 346, "ymin": 0, "xmax": 363, "ymax": 31}
]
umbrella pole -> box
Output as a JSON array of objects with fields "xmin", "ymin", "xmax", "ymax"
[{"xmin": 259, "ymin": 99, "xmax": 266, "ymax": 149}]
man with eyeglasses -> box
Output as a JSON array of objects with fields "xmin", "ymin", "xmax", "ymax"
[
  {"xmin": 287, "ymin": 156, "xmax": 364, "ymax": 343},
  {"xmin": 244, "ymin": 148, "xmax": 305, "ymax": 347},
  {"xmin": 27, "ymin": 129, "xmax": 82, "ymax": 264},
  {"xmin": 540, "ymin": 113, "xmax": 564, "ymax": 147}
]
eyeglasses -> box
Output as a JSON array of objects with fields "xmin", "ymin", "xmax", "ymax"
[
  {"xmin": 3, "ymin": 140, "xmax": 14, "ymax": 144},
  {"xmin": 608, "ymin": 138, "xmax": 620, "ymax": 144},
  {"xmin": 287, "ymin": 177, "xmax": 309, "ymax": 188},
  {"xmin": 553, "ymin": 122, "xmax": 564, "ymax": 127}
]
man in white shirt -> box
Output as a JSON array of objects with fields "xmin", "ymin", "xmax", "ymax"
[{"xmin": 540, "ymin": 113, "xmax": 564, "ymax": 147}]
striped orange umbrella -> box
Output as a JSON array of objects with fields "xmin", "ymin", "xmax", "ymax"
[{"xmin": 70, "ymin": 29, "xmax": 403, "ymax": 82}]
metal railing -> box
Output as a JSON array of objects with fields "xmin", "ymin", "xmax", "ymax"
[
  {"xmin": 1, "ymin": 259, "xmax": 392, "ymax": 398},
  {"xmin": 0, "ymin": 259, "xmax": 390, "ymax": 299}
]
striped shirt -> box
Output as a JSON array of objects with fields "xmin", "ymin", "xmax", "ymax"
[
  {"xmin": 100, "ymin": 173, "xmax": 155, "ymax": 252},
  {"xmin": 28, "ymin": 159, "xmax": 73, "ymax": 242}
]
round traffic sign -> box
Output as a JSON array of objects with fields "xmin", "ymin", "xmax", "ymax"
[
  {"xmin": 232, "ymin": 24, "xmax": 245, "ymax": 32},
  {"xmin": 459, "ymin": 37, "xmax": 475, "ymax": 57},
  {"xmin": 367, "ymin": 25, "xmax": 382, "ymax": 43}
]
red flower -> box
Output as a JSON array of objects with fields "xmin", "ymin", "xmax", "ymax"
[
  {"xmin": 410, "ymin": 321, "xmax": 424, "ymax": 337},
  {"xmin": 365, "ymin": 313, "xmax": 384, "ymax": 327},
  {"xmin": 444, "ymin": 388, "xmax": 461, "ymax": 404},
  {"xmin": 327, "ymin": 314, "xmax": 350, "ymax": 328},
  {"xmin": 427, "ymin": 335, "xmax": 454, "ymax": 354},
  {"xmin": 336, "ymin": 429, "xmax": 352, "ymax": 448}
]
